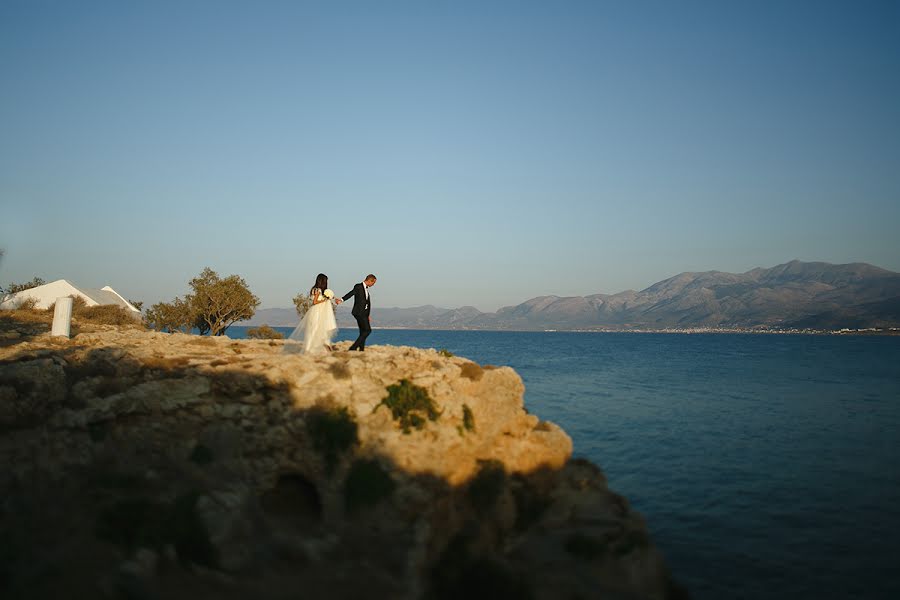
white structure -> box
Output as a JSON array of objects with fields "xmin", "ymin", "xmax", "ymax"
[
  {"xmin": 51, "ymin": 297, "xmax": 74, "ymax": 337},
  {"xmin": 0, "ymin": 279, "xmax": 141, "ymax": 314}
]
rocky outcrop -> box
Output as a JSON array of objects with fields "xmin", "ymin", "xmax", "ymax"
[{"xmin": 0, "ymin": 327, "xmax": 684, "ymax": 599}]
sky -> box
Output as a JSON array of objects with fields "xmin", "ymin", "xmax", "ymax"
[{"xmin": 1, "ymin": 0, "xmax": 899, "ymax": 312}]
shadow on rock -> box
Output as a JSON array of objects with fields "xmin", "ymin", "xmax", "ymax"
[{"xmin": 0, "ymin": 336, "xmax": 688, "ymax": 600}]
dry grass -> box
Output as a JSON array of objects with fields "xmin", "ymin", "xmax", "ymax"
[
  {"xmin": 16, "ymin": 297, "xmax": 39, "ymax": 310},
  {"xmin": 0, "ymin": 307, "xmax": 52, "ymax": 325},
  {"xmin": 3, "ymin": 299, "xmax": 141, "ymax": 331},
  {"xmin": 46, "ymin": 296, "xmax": 87, "ymax": 314},
  {"xmin": 78, "ymin": 305, "xmax": 141, "ymax": 326}
]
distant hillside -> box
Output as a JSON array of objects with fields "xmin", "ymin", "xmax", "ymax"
[
  {"xmin": 241, "ymin": 305, "xmax": 485, "ymax": 329},
  {"xmin": 241, "ymin": 261, "xmax": 900, "ymax": 330}
]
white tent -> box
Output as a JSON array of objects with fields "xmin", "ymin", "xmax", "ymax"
[{"xmin": 0, "ymin": 279, "xmax": 141, "ymax": 314}]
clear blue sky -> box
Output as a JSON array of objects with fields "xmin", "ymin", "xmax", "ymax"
[{"xmin": 2, "ymin": 1, "xmax": 898, "ymax": 311}]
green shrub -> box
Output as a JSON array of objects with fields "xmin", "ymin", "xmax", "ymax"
[
  {"xmin": 247, "ymin": 324, "xmax": 284, "ymax": 339},
  {"xmin": 343, "ymin": 458, "xmax": 395, "ymax": 514},
  {"xmin": 437, "ymin": 348, "xmax": 454, "ymax": 357},
  {"xmin": 462, "ymin": 404, "xmax": 475, "ymax": 432},
  {"xmin": 306, "ymin": 406, "xmax": 358, "ymax": 473},
  {"xmin": 376, "ymin": 379, "xmax": 440, "ymax": 434}
]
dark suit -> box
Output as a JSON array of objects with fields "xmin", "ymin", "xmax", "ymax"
[{"xmin": 342, "ymin": 283, "xmax": 371, "ymax": 351}]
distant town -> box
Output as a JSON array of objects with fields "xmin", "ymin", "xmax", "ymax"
[{"xmin": 343, "ymin": 325, "xmax": 900, "ymax": 336}]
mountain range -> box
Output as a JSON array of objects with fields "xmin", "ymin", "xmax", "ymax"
[{"xmin": 241, "ymin": 261, "xmax": 900, "ymax": 331}]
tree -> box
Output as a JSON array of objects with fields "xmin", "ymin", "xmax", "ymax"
[
  {"xmin": 143, "ymin": 268, "xmax": 258, "ymax": 336},
  {"xmin": 192, "ymin": 310, "xmax": 211, "ymax": 336},
  {"xmin": 189, "ymin": 267, "xmax": 259, "ymax": 336},
  {"xmin": 144, "ymin": 297, "xmax": 193, "ymax": 333},
  {"xmin": 128, "ymin": 299, "xmax": 144, "ymax": 312},
  {"xmin": 293, "ymin": 292, "xmax": 313, "ymax": 320},
  {"xmin": 4, "ymin": 277, "xmax": 45, "ymax": 296}
]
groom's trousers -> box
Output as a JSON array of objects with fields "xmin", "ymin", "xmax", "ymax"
[{"xmin": 349, "ymin": 315, "xmax": 371, "ymax": 351}]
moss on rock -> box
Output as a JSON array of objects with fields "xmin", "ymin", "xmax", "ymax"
[{"xmin": 376, "ymin": 379, "xmax": 440, "ymax": 434}]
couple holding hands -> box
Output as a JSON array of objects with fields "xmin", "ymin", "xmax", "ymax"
[{"xmin": 288, "ymin": 273, "xmax": 376, "ymax": 354}]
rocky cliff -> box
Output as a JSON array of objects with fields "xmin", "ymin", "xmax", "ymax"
[{"xmin": 0, "ymin": 325, "xmax": 684, "ymax": 600}]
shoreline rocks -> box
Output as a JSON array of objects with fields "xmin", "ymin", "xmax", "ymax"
[{"xmin": 0, "ymin": 328, "xmax": 686, "ymax": 599}]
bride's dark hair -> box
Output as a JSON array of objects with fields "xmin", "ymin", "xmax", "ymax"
[{"xmin": 310, "ymin": 273, "xmax": 328, "ymax": 295}]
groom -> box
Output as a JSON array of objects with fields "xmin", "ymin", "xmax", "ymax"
[{"xmin": 336, "ymin": 274, "xmax": 376, "ymax": 351}]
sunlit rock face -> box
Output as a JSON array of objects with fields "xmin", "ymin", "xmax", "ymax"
[{"xmin": 0, "ymin": 328, "xmax": 684, "ymax": 600}]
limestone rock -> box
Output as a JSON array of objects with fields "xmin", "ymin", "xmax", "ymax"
[{"xmin": 0, "ymin": 327, "xmax": 684, "ymax": 600}]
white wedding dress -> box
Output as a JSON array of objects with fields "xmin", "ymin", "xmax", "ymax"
[{"xmin": 288, "ymin": 292, "xmax": 337, "ymax": 354}]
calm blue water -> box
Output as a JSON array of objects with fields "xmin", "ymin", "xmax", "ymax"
[{"xmin": 232, "ymin": 327, "xmax": 900, "ymax": 599}]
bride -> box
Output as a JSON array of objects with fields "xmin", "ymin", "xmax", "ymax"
[{"xmin": 288, "ymin": 273, "xmax": 338, "ymax": 354}]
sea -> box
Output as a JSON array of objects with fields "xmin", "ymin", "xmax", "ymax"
[{"xmin": 230, "ymin": 326, "xmax": 900, "ymax": 600}]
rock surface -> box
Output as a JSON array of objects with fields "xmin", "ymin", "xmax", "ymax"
[{"xmin": 0, "ymin": 327, "xmax": 685, "ymax": 599}]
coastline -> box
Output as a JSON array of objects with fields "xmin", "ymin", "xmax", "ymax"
[
  {"xmin": 0, "ymin": 327, "xmax": 685, "ymax": 599},
  {"xmin": 236, "ymin": 324, "xmax": 900, "ymax": 337}
]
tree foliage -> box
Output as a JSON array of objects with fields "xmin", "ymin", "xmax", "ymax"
[
  {"xmin": 3, "ymin": 277, "xmax": 45, "ymax": 296},
  {"xmin": 189, "ymin": 267, "xmax": 259, "ymax": 336},
  {"xmin": 144, "ymin": 267, "xmax": 259, "ymax": 336},
  {"xmin": 144, "ymin": 296, "xmax": 193, "ymax": 333},
  {"xmin": 293, "ymin": 292, "xmax": 313, "ymax": 320}
]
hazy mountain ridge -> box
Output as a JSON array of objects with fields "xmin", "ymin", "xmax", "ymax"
[{"xmin": 241, "ymin": 261, "xmax": 900, "ymax": 330}]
